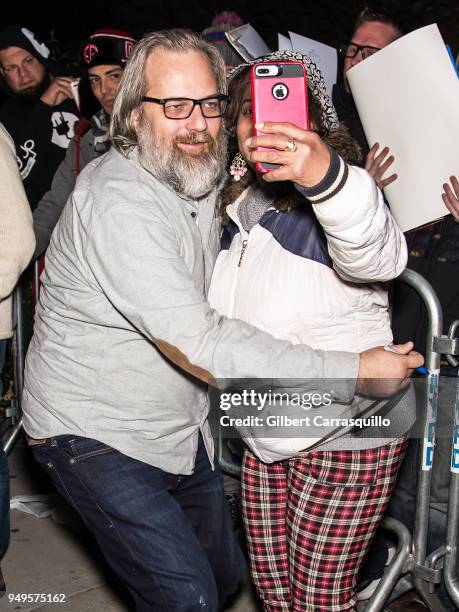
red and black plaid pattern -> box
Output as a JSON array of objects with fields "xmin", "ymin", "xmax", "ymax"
[{"xmin": 241, "ymin": 438, "xmax": 407, "ymax": 611}]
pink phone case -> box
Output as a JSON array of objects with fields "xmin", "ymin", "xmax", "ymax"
[{"xmin": 251, "ymin": 62, "xmax": 309, "ymax": 172}]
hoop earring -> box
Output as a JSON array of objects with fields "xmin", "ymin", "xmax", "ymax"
[{"xmin": 229, "ymin": 152, "xmax": 247, "ymax": 182}]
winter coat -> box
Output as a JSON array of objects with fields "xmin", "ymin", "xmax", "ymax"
[
  {"xmin": 23, "ymin": 146, "xmax": 360, "ymax": 474},
  {"xmin": 0, "ymin": 124, "xmax": 35, "ymax": 338},
  {"xmin": 208, "ymin": 133, "xmax": 412, "ymax": 462}
]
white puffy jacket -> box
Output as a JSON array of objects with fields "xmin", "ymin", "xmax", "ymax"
[{"xmin": 208, "ymin": 160, "xmax": 409, "ymax": 462}]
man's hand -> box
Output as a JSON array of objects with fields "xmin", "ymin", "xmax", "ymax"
[
  {"xmin": 365, "ymin": 143, "xmax": 398, "ymax": 190},
  {"xmin": 357, "ymin": 341, "xmax": 424, "ymax": 397},
  {"xmin": 40, "ymin": 77, "xmax": 75, "ymax": 106},
  {"xmin": 442, "ymin": 176, "xmax": 459, "ymax": 221}
]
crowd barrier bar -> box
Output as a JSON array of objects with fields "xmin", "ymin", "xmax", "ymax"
[
  {"xmin": 3, "ymin": 281, "xmax": 26, "ymax": 455},
  {"xmin": 366, "ymin": 269, "xmax": 452, "ymax": 611},
  {"xmin": 442, "ymin": 319, "xmax": 459, "ymax": 605}
]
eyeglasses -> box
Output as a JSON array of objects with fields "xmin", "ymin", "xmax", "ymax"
[
  {"xmin": 339, "ymin": 42, "xmax": 381, "ymax": 60},
  {"xmin": 141, "ymin": 94, "xmax": 230, "ymax": 119}
]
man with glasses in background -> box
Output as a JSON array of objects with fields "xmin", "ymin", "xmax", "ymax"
[{"xmin": 333, "ymin": 8, "xmax": 404, "ymax": 164}]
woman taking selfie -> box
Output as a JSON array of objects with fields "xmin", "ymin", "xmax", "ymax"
[{"xmin": 208, "ymin": 51, "xmax": 417, "ymax": 611}]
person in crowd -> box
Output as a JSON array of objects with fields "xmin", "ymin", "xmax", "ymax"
[
  {"xmin": 207, "ymin": 49, "xmax": 421, "ymax": 611},
  {"xmin": 0, "ymin": 123, "xmax": 36, "ymax": 596},
  {"xmin": 202, "ymin": 10, "xmax": 244, "ymax": 74},
  {"xmin": 334, "ymin": 7, "xmax": 404, "ymax": 179},
  {"xmin": 32, "ymin": 28, "xmax": 137, "ymax": 258},
  {"xmin": 0, "ymin": 26, "xmax": 79, "ymax": 211},
  {"xmin": 22, "ymin": 29, "xmax": 422, "ymax": 611},
  {"xmin": 336, "ymin": 11, "xmax": 459, "ymax": 606}
]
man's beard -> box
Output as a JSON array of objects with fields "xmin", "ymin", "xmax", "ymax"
[
  {"xmin": 137, "ymin": 113, "xmax": 228, "ymax": 199},
  {"xmin": 14, "ymin": 71, "xmax": 51, "ymax": 103}
]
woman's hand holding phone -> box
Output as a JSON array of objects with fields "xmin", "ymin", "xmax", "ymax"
[{"xmin": 245, "ymin": 121, "xmax": 331, "ymax": 188}]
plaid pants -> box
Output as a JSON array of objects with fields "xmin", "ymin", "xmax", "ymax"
[{"xmin": 241, "ymin": 438, "xmax": 407, "ymax": 611}]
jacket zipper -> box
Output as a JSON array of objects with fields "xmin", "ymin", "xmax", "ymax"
[{"xmin": 238, "ymin": 239, "xmax": 248, "ymax": 267}]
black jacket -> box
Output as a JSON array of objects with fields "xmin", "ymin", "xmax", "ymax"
[
  {"xmin": 0, "ymin": 97, "xmax": 79, "ymax": 209},
  {"xmin": 0, "ymin": 26, "xmax": 79, "ymax": 209},
  {"xmin": 391, "ymin": 215, "xmax": 459, "ymax": 375}
]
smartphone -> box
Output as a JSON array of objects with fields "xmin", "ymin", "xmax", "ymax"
[{"xmin": 251, "ymin": 62, "xmax": 309, "ymax": 172}]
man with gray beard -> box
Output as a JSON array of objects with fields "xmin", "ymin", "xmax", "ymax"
[
  {"xmin": 137, "ymin": 106, "xmax": 228, "ymax": 199},
  {"xmin": 22, "ymin": 29, "xmax": 423, "ymax": 611}
]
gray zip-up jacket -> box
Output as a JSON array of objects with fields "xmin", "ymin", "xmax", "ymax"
[{"xmin": 23, "ymin": 147, "xmax": 359, "ymax": 474}]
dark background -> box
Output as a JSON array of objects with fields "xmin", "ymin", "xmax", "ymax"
[{"xmin": 2, "ymin": 0, "xmax": 459, "ymax": 69}]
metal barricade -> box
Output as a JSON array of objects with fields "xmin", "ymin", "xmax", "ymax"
[
  {"xmin": 218, "ymin": 268, "xmax": 459, "ymax": 611},
  {"xmin": 366, "ymin": 269, "xmax": 459, "ymax": 611},
  {"xmin": 2, "ymin": 260, "xmax": 40, "ymax": 455},
  {"xmin": 3, "ymin": 286, "xmax": 25, "ymax": 455}
]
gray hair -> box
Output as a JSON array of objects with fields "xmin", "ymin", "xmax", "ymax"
[{"xmin": 110, "ymin": 29, "xmax": 227, "ymax": 155}]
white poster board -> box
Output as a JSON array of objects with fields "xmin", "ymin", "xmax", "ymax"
[
  {"xmin": 347, "ymin": 24, "xmax": 459, "ymax": 232},
  {"xmin": 225, "ymin": 24, "xmax": 271, "ymax": 62},
  {"xmin": 288, "ymin": 31, "xmax": 337, "ymax": 97}
]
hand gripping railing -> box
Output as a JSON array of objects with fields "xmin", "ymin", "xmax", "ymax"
[{"xmin": 365, "ymin": 268, "xmax": 459, "ymax": 611}]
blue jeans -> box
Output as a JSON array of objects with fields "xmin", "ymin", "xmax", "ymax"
[{"xmin": 32, "ymin": 433, "xmax": 245, "ymax": 611}]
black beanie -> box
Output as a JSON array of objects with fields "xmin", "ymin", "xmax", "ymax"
[
  {"xmin": 79, "ymin": 29, "xmax": 137, "ymax": 73},
  {"xmin": 0, "ymin": 25, "xmax": 66, "ymax": 80}
]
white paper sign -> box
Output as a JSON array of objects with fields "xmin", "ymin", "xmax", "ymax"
[
  {"xmin": 288, "ymin": 31, "xmax": 337, "ymax": 97},
  {"xmin": 278, "ymin": 33, "xmax": 292, "ymax": 51},
  {"xmin": 347, "ymin": 24, "xmax": 459, "ymax": 232},
  {"xmin": 225, "ymin": 24, "xmax": 271, "ymax": 62}
]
